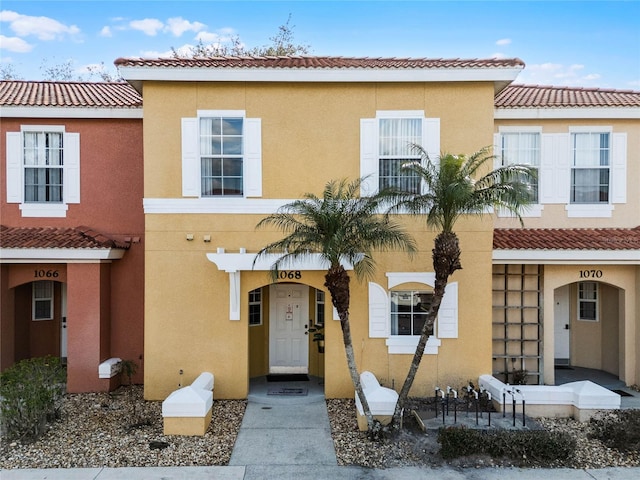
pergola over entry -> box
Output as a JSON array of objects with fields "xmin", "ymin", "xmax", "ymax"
[{"xmin": 206, "ymin": 250, "xmax": 354, "ymax": 320}]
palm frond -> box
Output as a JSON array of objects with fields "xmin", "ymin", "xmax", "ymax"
[{"xmin": 254, "ymin": 177, "xmax": 416, "ymax": 280}]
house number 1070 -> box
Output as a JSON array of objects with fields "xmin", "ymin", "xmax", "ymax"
[{"xmin": 579, "ymin": 269, "xmax": 602, "ymax": 279}]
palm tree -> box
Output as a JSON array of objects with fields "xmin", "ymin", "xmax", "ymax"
[
  {"xmin": 255, "ymin": 177, "xmax": 416, "ymax": 435},
  {"xmin": 389, "ymin": 145, "xmax": 535, "ymax": 428}
]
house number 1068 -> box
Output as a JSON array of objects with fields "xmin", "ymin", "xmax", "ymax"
[
  {"xmin": 579, "ymin": 269, "xmax": 602, "ymax": 279},
  {"xmin": 279, "ymin": 270, "xmax": 302, "ymax": 280}
]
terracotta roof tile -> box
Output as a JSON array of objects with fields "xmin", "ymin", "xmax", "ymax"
[
  {"xmin": 0, "ymin": 225, "xmax": 129, "ymax": 250},
  {"xmin": 495, "ymin": 84, "xmax": 640, "ymax": 108},
  {"xmin": 0, "ymin": 81, "xmax": 142, "ymax": 108},
  {"xmin": 493, "ymin": 227, "xmax": 640, "ymax": 250},
  {"xmin": 114, "ymin": 55, "xmax": 525, "ymax": 70}
]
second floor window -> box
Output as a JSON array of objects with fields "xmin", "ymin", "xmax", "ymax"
[
  {"xmin": 24, "ymin": 131, "xmax": 63, "ymax": 203},
  {"xmin": 571, "ymin": 132, "xmax": 609, "ymax": 204},
  {"xmin": 200, "ymin": 117, "xmax": 243, "ymax": 196},
  {"xmin": 378, "ymin": 118, "xmax": 422, "ymax": 193},
  {"xmin": 500, "ymin": 132, "xmax": 539, "ymax": 203}
]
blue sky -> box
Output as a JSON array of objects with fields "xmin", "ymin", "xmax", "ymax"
[{"xmin": 1, "ymin": 0, "xmax": 639, "ymax": 89}]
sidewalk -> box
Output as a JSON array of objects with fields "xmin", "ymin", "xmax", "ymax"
[{"xmin": 3, "ymin": 375, "xmax": 640, "ymax": 479}]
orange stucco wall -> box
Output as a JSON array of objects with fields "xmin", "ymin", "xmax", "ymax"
[{"xmin": 141, "ymin": 80, "xmax": 497, "ymax": 401}]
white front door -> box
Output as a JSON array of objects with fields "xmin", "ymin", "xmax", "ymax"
[
  {"xmin": 554, "ymin": 285, "xmax": 570, "ymax": 365},
  {"xmin": 269, "ymin": 284, "xmax": 309, "ymax": 374}
]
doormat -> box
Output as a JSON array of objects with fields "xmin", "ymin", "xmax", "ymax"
[
  {"xmin": 611, "ymin": 389, "xmax": 633, "ymax": 397},
  {"xmin": 266, "ymin": 374, "xmax": 309, "ymax": 382},
  {"xmin": 267, "ymin": 387, "xmax": 308, "ymax": 396},
  {"xmin": 554, "ymin": 366, "xmax": 574, "ymax": 370}
]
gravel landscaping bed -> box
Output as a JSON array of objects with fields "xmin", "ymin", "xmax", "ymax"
[{"xmin": 1, "ymin": 385, "xmax": 639, "ymax": 470}]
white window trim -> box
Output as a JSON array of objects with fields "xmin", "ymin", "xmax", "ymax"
[
  {"xmin": 6, "ymin": 125, "xmax": 80, "ymax": 218},
  {"xmin": 577, "ymin": 282, "xmax": 598, "ymax": 322},
  {"xmin": 567, "ymin": 127, "xmax": 615, "ymax": 216},
  {"xmin": 494, "ymin": 127, "xmax": 543, "ymax": 218},
  {"xmin": 181, "ymin": 110, "xmax": 262, "ymax": 199},
  {"xmin": 368, "ymin": 272, "xmax": 458, "ymax": 355},
  {"xmin": 248, "ymin": 288, "xmax": 262, "ymax": 326},
  {"xmin": 32, "ymin": 280, "xmax": 54, "ymax": 321},
  {"xmin": 565, "ymin": 203, "xmax": 614, "ymax": 218},
  {"xmin": 315, "ymin": 290, "xmax": 326, "ymax": 327},
  {"xmin": 495, "ymin": 126, "xmax": 626, "ymax": 218},
  {"xmin": 360, "ymin": 111, "xmax": 440, "ymax": 196}
]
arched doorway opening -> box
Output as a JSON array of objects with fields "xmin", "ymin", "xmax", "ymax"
[
  {"xmin": 248, "ymin": 282, "xmax": 326, "ymax": 381},
  {"xmin": 554, "ymin": 280, "xmax": 623, "ymax": 378}
]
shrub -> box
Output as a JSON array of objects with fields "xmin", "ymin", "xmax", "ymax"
[
  {"xmin": 438, "ymin": 427, "xmax": 576, "ymax": 463},
  {"xmin": 0, "ymin": 356, "xmax": 66, "ymax": 441},
  {"xmin": 589, "ymin": 410, "xmax": 640, "ymax": 452}
]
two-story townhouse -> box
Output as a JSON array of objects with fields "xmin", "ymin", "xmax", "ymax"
[
  {"xmin": 115, "ymin": 55, "xmax": 526, "ymax": 401},
  {"xmin": 492, "ymin": 85, "xmax": 640, "ymax": 388},
  {"xmin": 0, "ymin": 81, "xmax": 145, "ymax": 392}
]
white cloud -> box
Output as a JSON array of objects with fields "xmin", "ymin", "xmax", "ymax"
[
  {"xmin": 100, "ymin": 26, "xmax": 112, "ymax": 38},
  {"xmin": 165, "ymin": 17, "xmax": 206, "ymax": 37},
  {"xmin": 129, "ymin": 18, "xmax": 164, "ymax": 36},
  {"xmin": 496, "ymin": 38, "xmax": 511, "ymax": 46},
  {"xmin": 516, "ymin": 62, "xmax": 606, "ymax": 87},
  {"xmin": 0, "ymin": 10, "xmax": 80, "ymax": 41},
  {"xmin": 0, "ymin": 34, "xmax": 33, "ymax": 53},
  {"xmin": 140, "ymin": 48, "xmax": 175, "ymax": 59},
  {"xmin": 196, "ymin": 31, "xmax": 225, "ymax": 43}
]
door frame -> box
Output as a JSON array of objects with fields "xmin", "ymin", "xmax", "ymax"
[
  {"xmin": 554, "ymin": 284, "xmax": 570, "ymax": 366},
  {"xmin": 268, "ymin": 283, "xmax": 309, "ymax": 374}
]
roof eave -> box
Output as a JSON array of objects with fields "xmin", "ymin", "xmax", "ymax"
[
  {"xmin": 119, "ymin": 65, "xmax": 523, "ymax": 86},
  {"xmin": 494, "ymin": 106, "xmax": 640, "ymax": 120},
  {"xmin": 0, "ymin": 248, "xmax": 127, "ymax": 262},
  {"xmin": 0, "ymin": 106, "xmax": 143, "ymax": 119},
  {"xmin": 493, "ymin": 249, "xmax": 640, "ymax": 264}
]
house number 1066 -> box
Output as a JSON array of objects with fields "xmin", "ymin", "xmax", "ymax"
[
  {"xmin": 34, "ymin": 269, "xmax": 59, "ymax": 278},
  {"xmin": 579, "ymin": 269, "xmax": 602, "ymax": 279}
]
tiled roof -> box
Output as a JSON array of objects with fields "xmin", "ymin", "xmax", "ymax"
[
  {"xmin": 0, "ymin": 225, "xmax": 129, "ymax": 250},
  {"xmin": 114, "ymin": 55, "xmax": 525, "ymax": 70},
  {"xmin": 0, "ymin": 81, "xmax": 142, "ymax": 108},
  {"xmin": 494, "ymin": 227, "xmax": 640, "ymax": 250},
  {"xmin": 495, "ymin": 84, "xmax": 640, "ymax": 108}
]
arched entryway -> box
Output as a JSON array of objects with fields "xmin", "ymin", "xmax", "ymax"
[
  {"xmin": 248, "ymin": 282, "xmax": 326, "ymax": 380},
  {"xmin": 554, "ymin": 280, "xmax": 623, "ymax": 378}
]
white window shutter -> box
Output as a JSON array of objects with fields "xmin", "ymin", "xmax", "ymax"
[
  {"xmin": 437, "ymin": 282, "xmax": 458, "ymax": 338},
  {"xmin": 423, "ymin": 118, "xmax": 440, "ymax": 161},
  {"xmin": 360, "ymin": 118, "xmax": 378, "ymax": 195},
  {"xmin": 611, "ymin": 133, "xmax": 627, "ymax": 204},
  {"xmin": 368, "ymin": 282, "xmax": 389, "ymax": 338},
  {"xmin": 540, "ymin": 133, "xmax": 570, "ymax": 204},
  {"xmin": 64, "ymin": 132, "xmax": 80, "ymax": 204},
  {"xmin": 493, "ymin": 133, "xmax": 502, "ymax": 170},
  {"xmin": 555, "ymin": 134, "xmax": 570, "ymax": 204},
  {"xmin": 6, "ymin": 132, "xmax": 22, "ymax": 203},
  {"xmin": 244, "ymin": 118, "xmax": 262, "ymax": 198},
  {"xmin": 181, "ymin": 117, "xmax": 199, "ymax": 197}
]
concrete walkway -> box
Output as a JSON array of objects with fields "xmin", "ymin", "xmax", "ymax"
[
  {"xmin": 229, "ymin": 375, "xmax": 337, "ymax": 466},
  {"xmin": 3, "ymin": 374, "xmax": 640, "ymax": 479}
]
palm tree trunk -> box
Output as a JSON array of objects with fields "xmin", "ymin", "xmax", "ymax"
[
  {"xmin": 392, "ymin": 231, "xmax": 462, "ymax": 428},
  {"xmin": 325, "ymin": 264, "xmax": 376, "ymax": 433}
]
